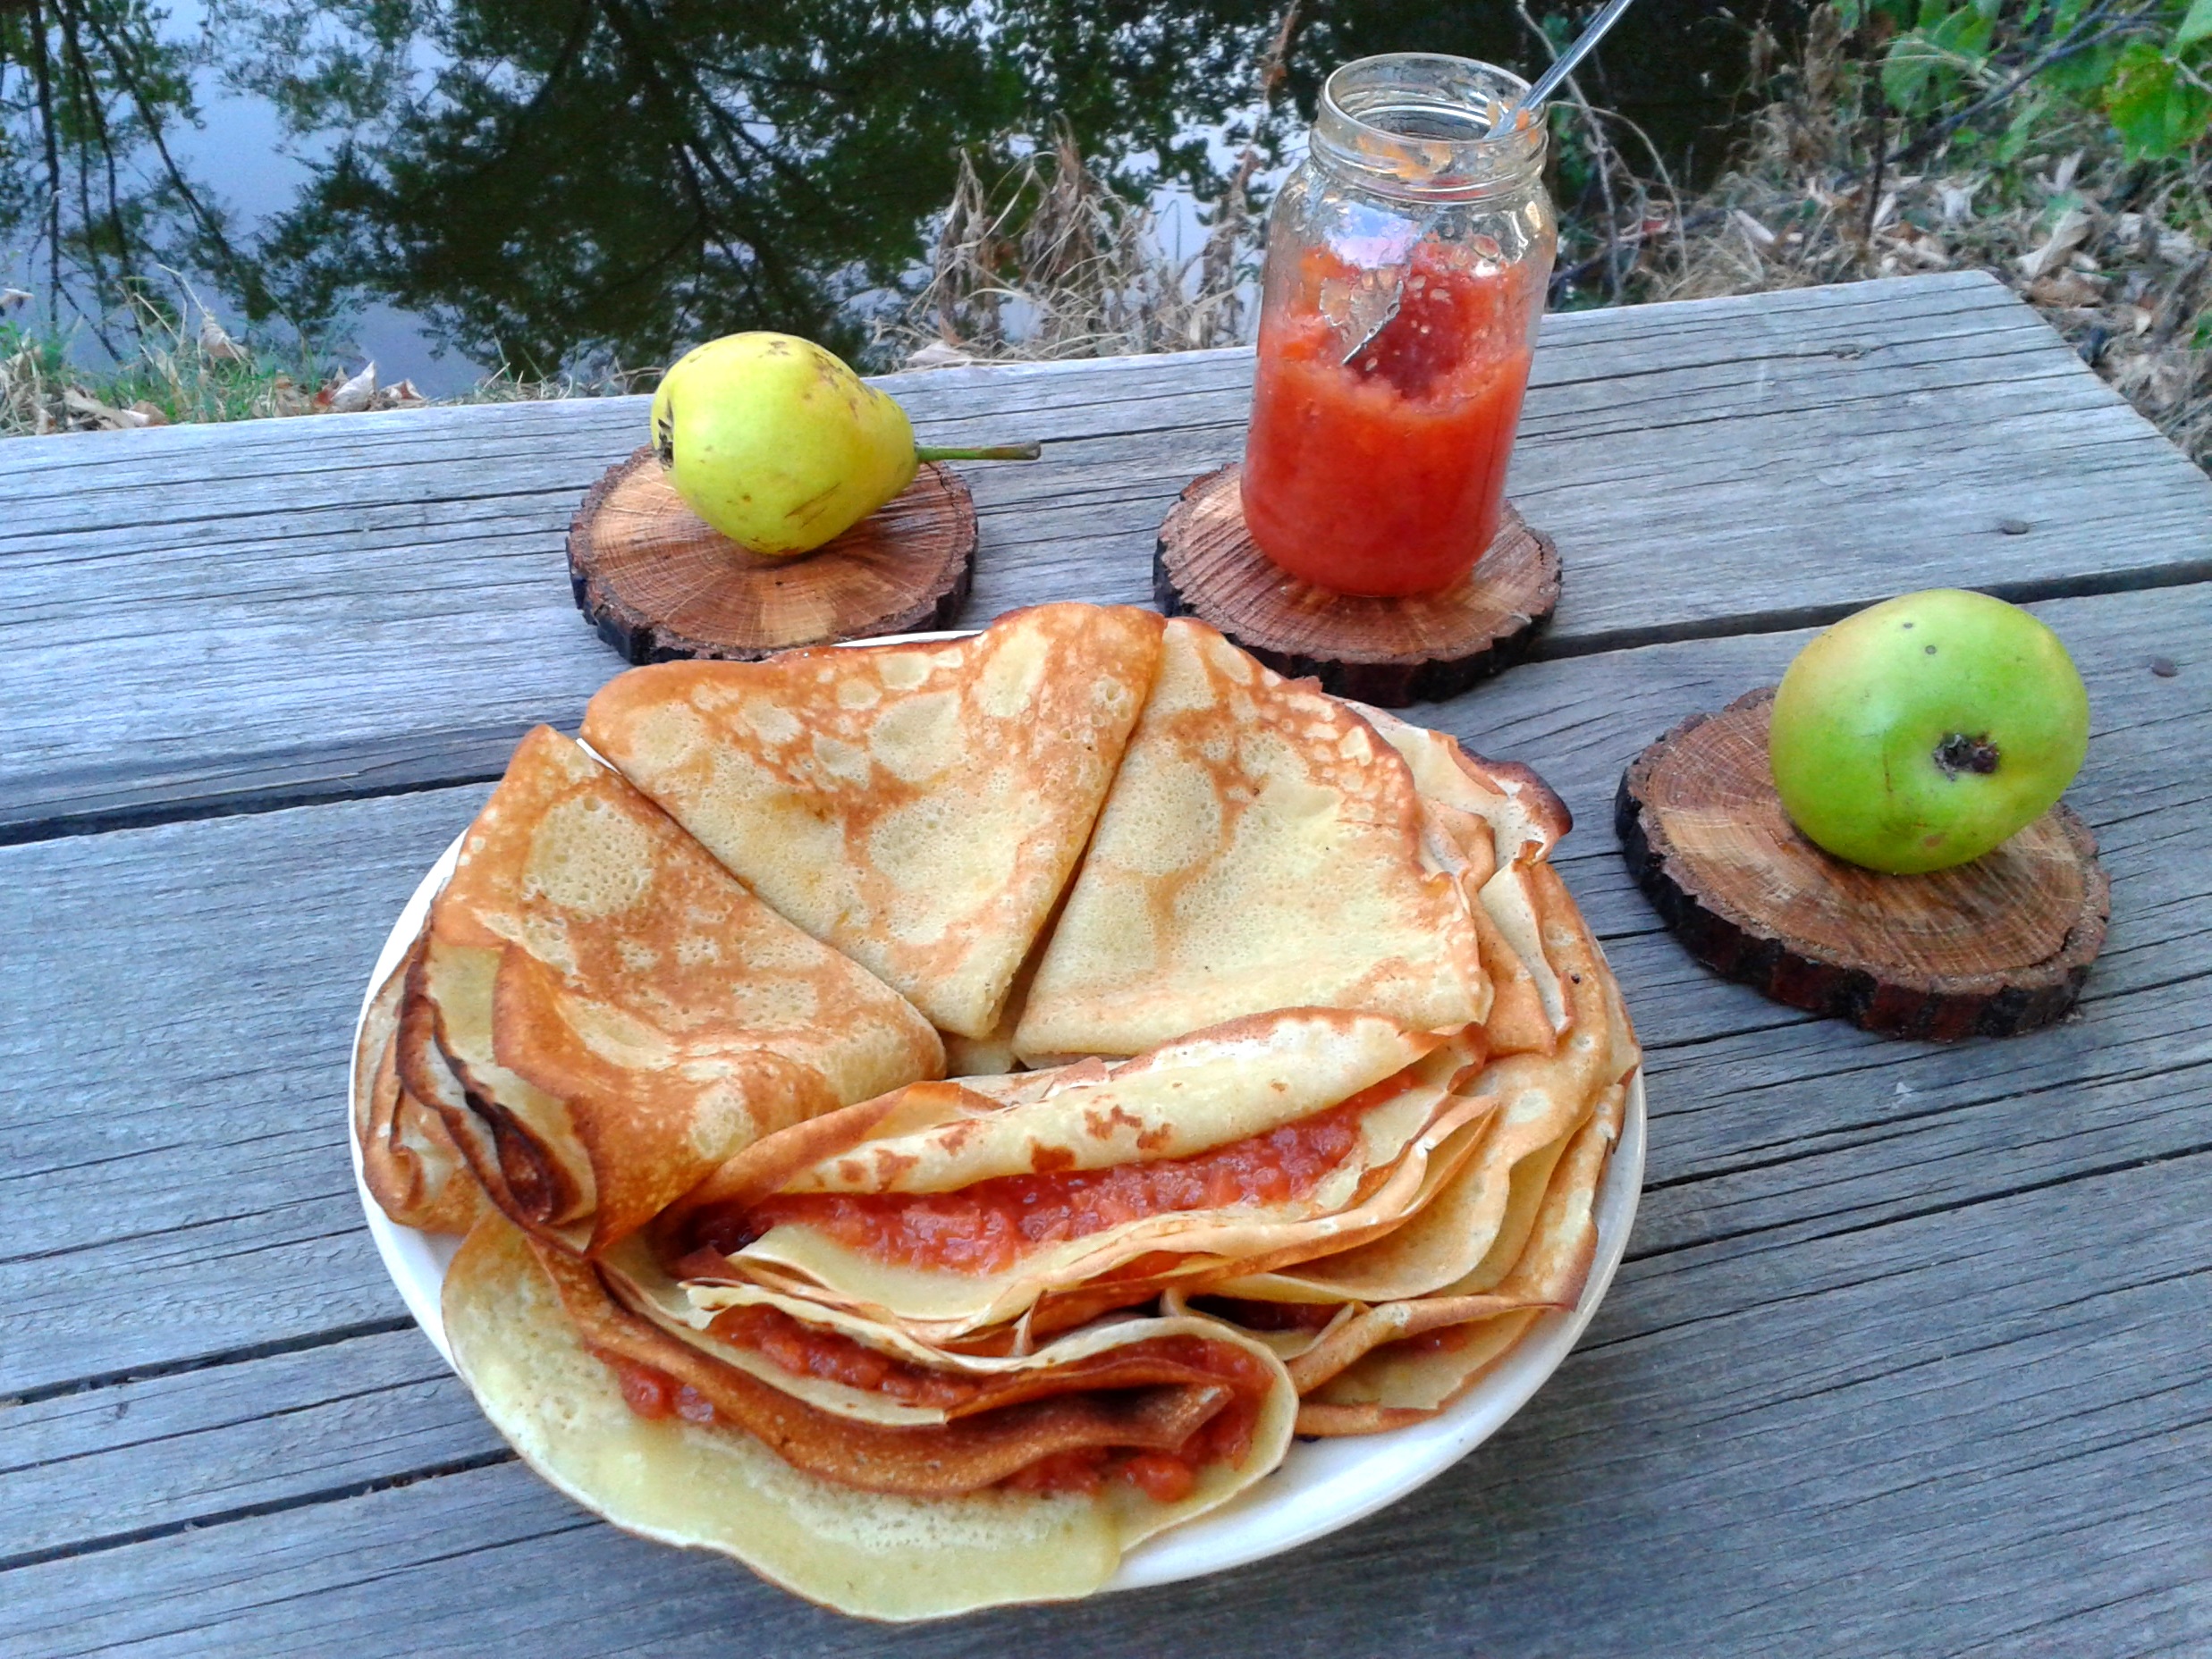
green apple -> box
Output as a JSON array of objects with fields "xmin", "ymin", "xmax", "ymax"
[{"xmin": 1768, "ymin": 589, "xmax": 2089, "ymax": 874}]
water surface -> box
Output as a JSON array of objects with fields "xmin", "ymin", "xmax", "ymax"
[{"xmin": 1, "ymin": 1, "xmax": 1782, "ymax": 393}]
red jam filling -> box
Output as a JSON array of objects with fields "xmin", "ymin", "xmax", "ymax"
[
  {"xmin": 594, "ymin": 1339, "xmax": 1269, "ymax": 1499},
  {"xmin": 711, "ymin": 1081, "xmax": 1400, "ymax": 1276},
  {"xmin": 598, "ymin": 1352, "xmax": 716, "ymax": 1424},
  {"xmin": 1000, "ymin": 1391, "xmax": 1262, "ymax": 1497},
  {"xmin": 1190, "ymin": 1295, "xmax": 1342, "ymax": 1333},
  {"xmin": 707, "ymin": 1303, "xmax": 976, "ymax": 1409},
  {"xmin": 1242, "ymin": 240, "xmax": 1539, "ymax": 596}
]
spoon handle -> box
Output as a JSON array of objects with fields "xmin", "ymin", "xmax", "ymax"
[
  {"xmin": 1337, "ymin": 4, "xmax": 1644, "ymax": 367},
  {"xmin": 1516, "ymin": 0, "xmax": 1642, "ymax": 114}
]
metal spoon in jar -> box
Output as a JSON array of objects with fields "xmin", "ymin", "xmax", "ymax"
[{"xmin": 1341, "ymin": 0, "xmax": 1645, "ymax": 366}]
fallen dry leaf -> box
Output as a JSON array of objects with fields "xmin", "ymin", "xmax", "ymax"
[
  {"xmin": 1733, "ymin": 208, "xmax": 1777, "ymax": 250},
  {"xmin": 62, "ymin": 389, "xmax": 154, "ymax": 430},
  {"xmin": 319, "ymin": 361, "xmax": 376, "ymax": 413},
  {"xmin": 2027, "ymin": 272, "xmax": 2105, "ymax": 307},
  {"xmin": 904, "ymin": 341, "xmax": 981, "ymax": 369},
  {"xmin": 2018, "ymin": 208, "xmax": 2092, "ymax": 280},
  {"xmin": 198, "ymin": 316, "xmax": 251, "ymax": 364}
]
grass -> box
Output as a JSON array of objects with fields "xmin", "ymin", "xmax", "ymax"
[
  {"xmin": 2, "ymin": 316, "xmax": 308, "ymax": 434},
  {"xmin": 0, "ymin": 292, "xmax": 644, "ymax": 437}
]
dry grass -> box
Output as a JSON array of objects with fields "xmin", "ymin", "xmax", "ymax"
[
  {"xmin": 888, "ymin": 6, "xmax": 2212, "ymax": 475},
  {"xmin": 1659, "ymin": 13, "xmax": 2212, "ymax": 465},
  {"xmin": 880, "ymin": 5, "xmax": 1295, "ymax": 368},
  {"xmin": 880, "ymin": 127, "xmax": 1255, "ymax": 368}
]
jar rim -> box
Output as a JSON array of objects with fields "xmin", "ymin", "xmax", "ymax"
[{"xmin": 1312, "ymin": 54, "xmax": 1547, "ymax": 199}]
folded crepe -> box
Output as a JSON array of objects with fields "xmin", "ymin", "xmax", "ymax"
[
  {"xmin": 399, "ymin": 726, "xmax": 943, "ymax": 1253},
  {"xmin": 1206, "ymin": 862, "xmax": 1633, "ymax": 1307},
  {"xmin": 1012, "ymin": 619, "xmax": 1488, "ymax": 1062},
  {"xmin": 1289, "ymin": 1074, "xmax": 1627, "ymax": 1435},
  {"xmin": 352, "ymin": 940, "xmax": 486, "ymax": 1235},
  {"xmin": 443, "ymin": 1210, "xmax": 1296, "ymax": 1621},
  {"xmin": 1178, "ymin": 865, "xmax": 1640, "ymax": 1434},
  {"xmin": 579, "ymin": 603, "xmax": 1165, "ymax": 1040},
  {"xmin": 668, "ymin": 1010, "xmax": 1494, "ymax": 1344},
  {"xmin": 357, "ymin": 602, "xmax": 1645, "ymax": 1613},
  {"xmin": 1355, "ymin": 704, "xmax": 1574, "ymax": 1057}
]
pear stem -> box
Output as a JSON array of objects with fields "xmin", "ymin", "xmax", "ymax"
[{"xmin": 915, "ymin": 442, "xmax": 1041, "ymax": 462}]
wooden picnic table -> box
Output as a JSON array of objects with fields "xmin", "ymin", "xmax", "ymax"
[{"xmin": 4, "ymin": 269, "xmax": 2208, "ymax": 1657}]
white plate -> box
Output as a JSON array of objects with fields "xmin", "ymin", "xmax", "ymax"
[{"xmin": 348, "ymin": 644, "xmax": 1644, "ymax": 1594}]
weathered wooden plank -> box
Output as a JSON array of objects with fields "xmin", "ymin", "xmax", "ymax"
[
  {"xmin": 5, "ymin": 274, "xmax": 2207, "ymax": 839},
  {"xmin": 8, "ymin": 1154, "xmax": 2205, "ymax": 1657},
  {"xmin": 4, "ymin": 588, "xmax": 2201, "ymax": 1401},
  {"xmin": 0, "ymin": 784, "xmax": 492, "ymax": 1400},
  {"xmin": 0, "ymin": 1326, "xmax": 490, "ymax": 1568}
]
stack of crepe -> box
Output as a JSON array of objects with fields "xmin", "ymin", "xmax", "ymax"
[{"xmin": 354, "ymin": 602, "xmax": 1639, "ymax": 1620}]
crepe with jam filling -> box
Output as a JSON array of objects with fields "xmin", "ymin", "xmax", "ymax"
[
  {"xmin": 442, "ymin": 1211, "xmax": 1295, "ymax": 1621},
  {"xmin": 668, "ymin": 1009, "xmax": 1495, "ymax": 1346}
]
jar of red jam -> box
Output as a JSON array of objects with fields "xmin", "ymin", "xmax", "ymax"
[{"xmin": 1242, "ymin": 55, "xmax": 1556, "ymax": 597}]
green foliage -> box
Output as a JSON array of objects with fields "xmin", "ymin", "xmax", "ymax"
[
  {"xmin": 1841, "ymin": 0, "xmax": 2212, "ymax": 163},
  {"xmin": 2105, "ymin": 36, "xmax": 2212, "ymax": 157}
]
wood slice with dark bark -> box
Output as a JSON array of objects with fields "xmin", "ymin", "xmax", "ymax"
[
  {"xmin": 1153, "ymin": 462, "xmax": 1559, "ymax": 707},
  {"xmin": 1617, "ymin": 687, "xmax": 2108, "ymax": 1040},
  {"xmin": 568, "ymin": 448, "xmax": 974, "ymax": 663}
]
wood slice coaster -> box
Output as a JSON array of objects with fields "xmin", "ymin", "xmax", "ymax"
[
  {"xmin": 568, "ymin": 448, "xmax": 975, "ymax": 663},
  {"xmin": 1617, "ymin": 688, "xmax": 2108, "ymax": 1040},
  {"xmin": 1153, "ymin": 462, "xmax": 1559, "ymax": 707}
]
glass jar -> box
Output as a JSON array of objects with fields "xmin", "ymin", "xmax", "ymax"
[{"xmin": 1241, "ymin": 55, "xmax": 1557, "ymax": 597}]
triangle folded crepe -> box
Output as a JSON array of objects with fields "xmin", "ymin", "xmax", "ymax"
[
  {"xmin": 1012, "ymin": 619, "xmax": 1488, "ymax": 1063},
  {"xmin": 580, "ymin": 602, "xmax": 1166, "ymax": 1040},
  {"xmin": 443, "ymin": 1210, "xmax": 1296, "ymax": 1621},
  {"xmin": 402, "ymin": 726, "xmax": 943, "ymax": 1255},
  {"xmin": 670, "ymin": 1010, "xmax": 1493, "ymax": 1344}
]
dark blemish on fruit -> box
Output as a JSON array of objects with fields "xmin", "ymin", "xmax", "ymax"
[
  {"xmin": 1902, "ymin": 621, "xmax": 1915, "ymax": 629},
  {"xmin": 1934, "ymin": 732, "xmax": 2001, "ymax": 778},
  {"xmin": 1924, "ymin": 644, "xmax": 1938, "ymax": 655}
]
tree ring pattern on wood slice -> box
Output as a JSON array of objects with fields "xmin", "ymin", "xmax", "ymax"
[
  {"xmin": 567, "ymin": 448, "xmax": 975, "ymax": 664},
  {"xmin": 1153, "ymin": 462, "xmax": 1560, "ymax": 708},
  {"xmin": 1616, "ymin": 688, "xmax": 2109, "ymax": 1040}
]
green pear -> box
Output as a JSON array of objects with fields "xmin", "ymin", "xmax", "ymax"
[
  {"xmin": 1768, "ymin": 589, "xmax": 2090, "ymax": 874},
  {"xmin": 650, "ymin": 333, "xmax": 1037, "ymax": 558}
]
